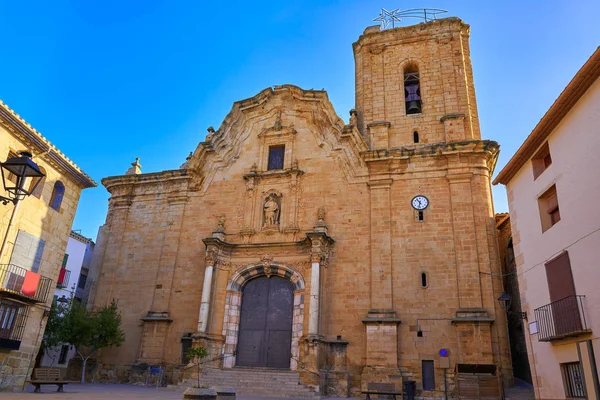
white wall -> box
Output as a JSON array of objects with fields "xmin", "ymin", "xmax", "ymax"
[
  {"xmin": 40, "ymin": 234, "xmax": 91, "ymax": 368},
  {"xmin": 506, "ymin": 77, "xmax": 600, "ymax": 398},
  {"xmin": 54, "ymin": 236, "xmax": 88, "ymax": 300}
]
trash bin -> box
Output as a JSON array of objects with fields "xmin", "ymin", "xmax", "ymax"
[{"xmin": 404, "ymin": 380, "xmax": 416, "ymax": 400}]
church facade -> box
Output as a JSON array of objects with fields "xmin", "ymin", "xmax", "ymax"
[{"xmin": 89, "ymin": 17, "xmax": 510, "ymax": 396}]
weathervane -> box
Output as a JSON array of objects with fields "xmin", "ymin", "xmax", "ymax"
[{"xmin": 373, "ymin": 8, "xmax": 448, "ymax": 29}]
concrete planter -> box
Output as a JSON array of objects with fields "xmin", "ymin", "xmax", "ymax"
[{"xmin": 183, "ymin": 387, "xmax": 217, "ymax": 399}]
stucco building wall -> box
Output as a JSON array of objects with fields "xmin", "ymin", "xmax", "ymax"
[{"xmin": 499, "ymin": 53, "xmax": 600, "ymax": 399}]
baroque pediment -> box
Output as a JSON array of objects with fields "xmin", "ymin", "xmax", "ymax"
[{"xmin": 184, "ymin": 85, "xmax": 368, "ymax": 193}]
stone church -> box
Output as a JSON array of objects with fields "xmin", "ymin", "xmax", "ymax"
[{"xmin": 89, "ymin": 17, "xmax": 511, "ymax": 397}]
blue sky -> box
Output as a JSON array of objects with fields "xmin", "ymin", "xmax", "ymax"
[{"xmin": 1, "ymin": 1, "xmax": 599, "ymax": 240}]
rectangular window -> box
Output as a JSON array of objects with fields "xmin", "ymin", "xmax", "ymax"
[
  {"xmin": 267, "ymin": 145, "xmax": 285, "ymax": 170},
  {"xmin": 538, "ymin": 185, "xmax": 560, "ymax": 232},
  {"xmin": 0, "ymin": 299, "xmax": 28, "ymax": 350},
  {"xmin": 9, "ymin": 230, "xmax": 46, "ymax": 273},
  {"xmin": 532, "ymin": 142, "xmax": 552, "ymax": 180},
  {"xmin": 58, "ymin": 345, "xmax": 69, "ymax": 364},
  {"xmin": 77, "ymin": 273, "xmax": 88, "ymax": 289},
  {"xmin": 561, "ymin": 362, "xmax": 586, "ymax": 398},
  {"xmin": 422, "ymin": 360, "xmax": 435, "ymax": 390}
]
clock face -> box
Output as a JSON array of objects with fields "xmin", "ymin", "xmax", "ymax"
[{"xmin": 411, "ymin": 195, "xmax": 429, "ymax": 210}]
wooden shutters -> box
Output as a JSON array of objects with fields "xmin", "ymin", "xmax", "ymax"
[
  {"xmin": 10, "ymin": 230, "xmax": 45, "ymax": 273},
  {"xmin": 545, "ymin": 252, "xmax": 582, "ymax": 335},
  {"xmin": 545, "ymin": 252, "xmax": 575, "ymax": 302}
]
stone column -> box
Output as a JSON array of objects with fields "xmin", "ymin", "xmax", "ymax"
[
  {"xmin": 447, "ymin": 173, "xmax": 483, "ymax": 310},
  {"xmin": 198, "ymin": 250, "xmax": 216, "ymax": 333},
  {"xmin": 368, "ymin": 179, "xmax": 393, "ymax": 309},
  {"xmin": 308, "ymin": 256, "xmax": 320, "ymax": 336},
  {"xmin": 361, "ymin": 178, "xmax": 402, "ymax": 390}
]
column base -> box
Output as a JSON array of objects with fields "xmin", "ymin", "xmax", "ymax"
[{"xmin": 362, "ymin": 309, "xmax": 401, "ymax": 368}]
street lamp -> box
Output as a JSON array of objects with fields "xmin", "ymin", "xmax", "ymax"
[
  {"xmin": 497, "ymin": 291, "xmax": 512, "ymax": 311},
  {"xmin": 497, "ymin": 291, "xmax": 527, "ymax": 319},
  {"xmin": 0, "ymin": 151, "xmax": 45, "ymax": 205}
]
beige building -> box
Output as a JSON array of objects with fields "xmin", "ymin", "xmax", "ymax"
[
  {"xmin": 90, "ymin": 17, "xmax": 511, "ymax": 397},
  {"xmin": 0, "ymin": 101, "xmax": 96, "ymax": 390},
  {"xmin": 494, "ymin": 47, "xmax": 600, "ymax": 399}
]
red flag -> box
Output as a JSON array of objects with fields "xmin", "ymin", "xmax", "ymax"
[
  {"xmin": 58, "ymin": 268, "xmax": 66, "ymax": 285},
  {"xmin": 21, "ymin": 271, "xmax": 40, "ymax": 297}
]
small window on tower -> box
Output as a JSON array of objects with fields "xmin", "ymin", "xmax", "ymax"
[
  {"xmin": 404, "ymin": 64, "xmax": 422, "ymax": 115},
  {"xmin": 414, "ymin": 131, "xmax": 420, "ymax": 143},
  {"xmin": 267, "ymin": 145, "xmax": 285, "ymax": 170},
  {"xmin": 421, "ymin": 272, "xmax": 428, "ymax": 288}
]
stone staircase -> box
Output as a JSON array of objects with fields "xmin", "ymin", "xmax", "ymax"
[{"xmin": 173, "ymin": 367, "xmax": 321, "ymax": 399}]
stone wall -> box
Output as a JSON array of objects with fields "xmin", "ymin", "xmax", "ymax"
[
  {"xmin": 90, "ymin": 17, "xmax": 510, "ymax": 397},
  {"xmin": 0, "ymin": 104, "xmax": 94, "ymax": 391}
]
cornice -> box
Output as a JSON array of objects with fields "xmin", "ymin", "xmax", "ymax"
[
  {"xmin": 361, "ymin": 140, "xmax": 499, "ymax": 163},
  {"xmin": 0, "ymin": 101, "xmax": 97, "ymax": 188},
  {"xmin": 101, "ymin": 169, "xmax": 189, "ymax": 191},
  {"xmin": 494, "ymin": 47, "xmax": 600, "ymax": 185}
]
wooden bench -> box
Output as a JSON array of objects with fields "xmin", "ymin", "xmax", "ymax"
[
  {"xmin": 25, "ymin": 368, "xmax": 75, "ymax": 393},
  {"xmin": 362, "ymin": 382, "xmax": 402, "ymax": 399}
]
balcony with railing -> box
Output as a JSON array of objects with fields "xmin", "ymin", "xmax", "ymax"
[
  {"xmin": 0, "ymin": 264, "xmax": 53, "ymax": 303},
  {"xmin": 56, "ymin": 268, "xmax": 71, "ymax": 289},
  {"xmin": 534, "ymin": 295, "xmax": 591, "ymax": 341}
]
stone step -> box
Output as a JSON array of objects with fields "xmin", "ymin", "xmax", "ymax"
[{"xmin": 178, "ymin": 367, "xmax": 320, "ymax": 399}]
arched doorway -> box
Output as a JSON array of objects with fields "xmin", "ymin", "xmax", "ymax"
[{"xmin": 236, "ymin": 276, "xmax": 294, "ymax": 368}]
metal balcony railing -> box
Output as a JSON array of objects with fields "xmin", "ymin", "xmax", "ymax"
[
  {"xmin": 0, "ymin": 299, "xmax": 30, "ymax": 350},
  {"xmin": 534, "ymin": 295, "xmax": 590, "ymax": 341},
  {"xmin": 0, "ymin": 264, "xmax": 53, "ymax": 303},
  {"xmin": 56, "ymin": 268, "xmax": 71, "ymax": 289}
]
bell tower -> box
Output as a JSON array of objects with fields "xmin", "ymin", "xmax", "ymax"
[{"xmin": 353, "ymin": 17, "xmax": 481, "ymax": 149}]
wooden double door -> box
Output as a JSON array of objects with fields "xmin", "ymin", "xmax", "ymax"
[{"xmin": 236, "ymin": 276, "xmax": 294, "ymax": 369}]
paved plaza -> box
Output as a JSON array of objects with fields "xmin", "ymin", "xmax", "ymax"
[
  {"xmin": 0, "ymin": 383, "xmax": 359, "ymax": 400},
  {"xmin": 0, "ymin": 383, "xmax": 534, "ymax": 400}
]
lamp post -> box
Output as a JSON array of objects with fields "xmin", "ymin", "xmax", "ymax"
[
  {"xmin": 0, "ymin": 151, "xmax": 46, "ymax": 262},
  {"xmin": 497, "ymin": 291, "xmax": 527, "ymax": 320},
  {"xmin": 0, "ymin": 151, "xmax": 45, "ymax": 205}
]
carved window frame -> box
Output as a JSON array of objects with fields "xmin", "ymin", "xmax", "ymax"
[{"xmin": 257, "ymin": 126, "xmax": 296, "ymax": 172}]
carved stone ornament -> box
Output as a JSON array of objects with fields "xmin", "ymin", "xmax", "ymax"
[
  {"xmin": 263, "ymin": 194, "xmax": 280, "ymax": 228},
  {"xmin": 205, "ymin": 249, "xmax": 217, "ymax": 266},
  {"xmin": 216, "ymin": 214, "xmax": 226, "ymax": 233},
  {"xmin": 317, "ymin": 206, "xmax": 325, "ymax": 223},
  {"xmin": 261, "ymin": 254, "xmax": 274, "ymax": 277}
]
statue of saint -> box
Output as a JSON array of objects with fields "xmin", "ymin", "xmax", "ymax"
[{"xmin": 263, "ymin": 196, "xmax": 280, "ymax": 226}]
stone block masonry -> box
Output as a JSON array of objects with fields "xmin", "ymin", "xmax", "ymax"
[{"xmin": 90, "ymin": 17, "xmax": 510, "ymax": 398}]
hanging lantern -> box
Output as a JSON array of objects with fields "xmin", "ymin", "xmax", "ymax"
[{"xmin": 1, "ymin": 151, "xmax": 45, "ymax": 204}]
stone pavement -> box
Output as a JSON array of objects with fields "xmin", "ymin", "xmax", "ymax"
[{"xmin": 0, "ymin": 383, "xmax": 360, "ymax": 400}]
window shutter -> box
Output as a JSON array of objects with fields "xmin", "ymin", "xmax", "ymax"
[
  {"xmin": 545, "ymin": 252, "xmax": 576, "ymax": 302},
  {"xmin": 9, "ymin": 230, "xmax": 46, "ymax": 273},
  {"xmin": 547, "ymin": 194, "xmax": 559, "ymax": 213}
]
